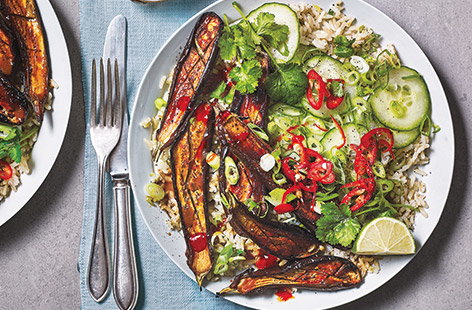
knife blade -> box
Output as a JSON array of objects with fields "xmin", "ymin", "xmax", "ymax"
[
  {"xmin": 106, "ymin": 15, "xmax": 128, "ymax": 175},
  {"xmin": 103, "ymin": 15, "xmax": 139, "ymax": 310}
]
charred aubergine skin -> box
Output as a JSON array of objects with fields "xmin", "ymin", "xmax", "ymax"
[
  {"xmin": 218, "ymin": 55, "xmax": 269, "ymax": 205},
  {"xmin": 155, "ymin": 13, "xmax": 223, "ymax": 152},
  {"xmin": 0, "ymin": 16, "xmax": 17, "ymax": 77},
  {"xmin": 217, "ymin": 111, "xmax": 279, "ymax": 192},
  {"xmin": 1, "ymin": 0, "xmax": 50, "ymax": 121},
  {"xmin": 219, "ymin": 255, "xmax": 363, "ymax": 295},
  {"xmin": 230, "ymin": 55, "xmax": 269, "ymax": 128},
  {"xmin": 170, "ymin": 102, "xmax": 215, "ymax": 285},
  {"xmin": 0, "ymin": 75, "xmax": 28, "ymax": 124},
  {"xmin": 229, "ymin": 203, "xmax": 319, "ymax": 260}
]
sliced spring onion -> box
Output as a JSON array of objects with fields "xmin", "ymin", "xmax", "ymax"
[
  {"xmin": 206, "ymin": 151, "xmax": 220, "ymax": 170},
  {"xmin": 145, "ymin": 183, "xmax": 165, "ymax": 202},
  {"xmin": 345, "ymin": 70, "xmax": 361, "ymax": 86},
  {"xmin": 248, "ymin": 123, "xmax": 269, "ymax": 141},
  {"xmin": 264, "ymin": 188, "xmax": 296, "ymax": 206},
  {"xmin": 154, "ymin": 97, "xmax": 167, "ymax": 110},
  {"xmin": 331, "ymin": 148, "xmax": 347, "ymax": 163},
  {"xmin": 228, "ymin": 256, "xmax": 246, "ymax": 263},
  {"xmin": 361, "ymin": 71, "xmax": 376, "ymax": 85},
  {"xmin": 260, "ymin": 153, "xmax": 276, "ymax": 172},
  {"xmin": 224, "ymin": 156, "xmax": 239, "ymax": 185},
  {"xmin": 220, "ymin": 193, "xmax": 232, "ymax": 209},
  {"xmin": 351, "ymin": 97, "xmax": 369, "ymax": 111},
  {"xmin": 420, "ymin": 116, "xmax": 432, "ymax": 136},
  {"xmin": 245, "ymin": 198, "xmax": 258, "ymax": 210},
  {"xmin": 213, "ymin": 243, "xmax": 245, "ymax": 275},
  {"xmin": 372, "ymin": 161, "xmax": 386, "ymax": 178},
  {"xmin": 350, "ymin": 55, "xmax": 370, "ymax": 73},
  {"xmin": 377, "ymin": 179, "xmax": 394, "ymax": 193},
  {"xmin": 272, "ymin": 172, "xmax": 287, "ymax": 185}
]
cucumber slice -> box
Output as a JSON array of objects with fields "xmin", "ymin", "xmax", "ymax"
[
  {"xmin": 269, "ymin": 103, "xmax": 303, "ymax": 116},
  {"xmin": 306, "ymin": 55, "xmax": 349, "ymax": 79},
  {"xmin": 370, "ymin": 66, "xmax": 431, "ymax": 131},
  {"xmin": 320, "ymin": 123, "xmax": 366, "ymax": 154},
  {"xmin": 302, "ymin": 55, "xmax": 356, "ymax": 119},
  {"xmin": 392, "ymin": 128, "xmax": 420, "ymax": 148},
  {"xmin": 247, "ymin": 3, "xmax": 300, "ymax": 63},
  {"xmin": 300, "ymin": 96, "xmax": 349, "ymax": 120},
  {"xmin": 371, "ymin": 116, "xmax": 419, "ymax": 149}
]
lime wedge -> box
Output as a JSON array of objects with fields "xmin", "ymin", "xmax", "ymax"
[{"xmin": 353, "ymin": 217, "xmax": 416, "ymax": 255}]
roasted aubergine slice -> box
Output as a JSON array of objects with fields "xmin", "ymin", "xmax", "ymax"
[
  {"xmin": 154, "ymin": 12, "xmax": 223, "ymax": 154},
  {"xmin": 0, "ymin": 75, "xmax": 29, "ymax": 124},
  {"xmin": 218, "ymin": 148, "xmax": 264, "ymax": 204},
  {"xmin": 170, "ymin": 102, "xmax": 215, "ymax": 285},
  {"xmin": 219, "ymin": 255, "xmax": 363, "ymax": 295},
  {"xmin": 1, "ymin": 0, "xmax": 49, "ymax": 121},
  {"xmin": 229, "ymin": 203, "xmax": 319, "ymax": 260},
  {"xmin": 230, "ymin": 55, "xmax": 269, "ymax": 128},
  {"xmin": 217, "ymin": 111, "xmax": 279, "ymax": 191},
  {"xmin": 0, "ymin": 16, "xmax": 17, "ymax": 77},
  {"xmin": 293, "ymin": 192, "xmax": 321, "ymax": 233}
]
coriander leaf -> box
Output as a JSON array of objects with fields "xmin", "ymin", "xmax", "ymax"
[
  {"xmin": 333, "ymin": 218, "xmax": 361, "ymax": 246},
  {"xmin": 232, "ymin": 26, "xmax": 257, "ymax": 60},
  {"xmin": 251, "ymin": 13, "xmax": 289, "ymax": 55},
  {"xmin": 219, "ymin": 30, "xmax": 237, "ymax": 61},
  {"xmin": 229, "ymin": 59, "xmax": 262, "ymax": 94},
  {"xmin": 210, "ymin": 82, "xmax": 227, "ymax": 99},
  {"xmin": 219, "ymin": 24, "xmax": 257, "ymax": 61},
  {"xmin": 9, "ymin": 144, "xmax": 22, "ymax": 163},
  {"xmin": 327, "ymin": 80, "xmax": 345, "ymax": 97},
  {"xmin": 239, "ymin": 21, "xmax": 262, "ymax": 45},
  {"xmin": 265, "ymin": 63, "xmax": 308, "ymax": 105},
  {"xmin": 334, "ymin": 35, "xmax": 354, "ymax": 46},
  {"xmin": 222, "ymin": 87, "xmax": 236, "ymax": 106},
  {"xmin": 210, "ymin": 82, "xmax": 235, "ymax": 107},
  {"xmin": 315, "ymin": 202, "xmax": 361, "ymax": 247},
  {"xmin": 334, "ymin": 46, "xmax": 354, "ymax": 58},
  {"xmin": 333, "ymin": 35, "xmax": 355, "ymax": 58},
  {"xmin": 0, "ymin": 140, "xmax": 22, "ymax": 163},
  {"xmin": 0, "ymin": 125, "xmax": 18, "ymax": 141}
]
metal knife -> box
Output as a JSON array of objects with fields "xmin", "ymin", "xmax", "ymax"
[{"xmin": 104, "ymin": 15, "xmax": 139, "ymax": 310}]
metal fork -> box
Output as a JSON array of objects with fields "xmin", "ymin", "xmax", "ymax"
[{"xmin": 87, "ymin": 58, "xmax": 123, "ymax": 302}]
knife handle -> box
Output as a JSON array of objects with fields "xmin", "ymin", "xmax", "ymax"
[
  {"xmin": 112, "ymin": 176, "xmax": 139, "ymax": 310},
  {"xmin": 87, "ymin": 156, "xmax": 111, "ymax": 302}
]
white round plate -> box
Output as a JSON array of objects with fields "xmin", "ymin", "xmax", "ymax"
[
  {"xmin": 0, "ymin": 0, "xmax": 72, "ymax": 226},
  {"xmin": 129, "ymin": 0, "xmax": 454, "ymax": 309}
]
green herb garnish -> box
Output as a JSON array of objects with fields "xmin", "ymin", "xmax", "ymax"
[
  {"xmin": 333, "ymin": 35, "xmax": 355, "ymax": 58},
  {"xmin": 229, "ymin": 59, "xmax": 263, "ymax": 94},
  {"xmin": 265, "ymin": 63, "xmax": 308, "ymax": 105},
  {"xmin": 315, "ymin": 202, "xmax": 361, "ymax": 247}
]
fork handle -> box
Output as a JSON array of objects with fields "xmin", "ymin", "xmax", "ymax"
[
  {"xmin": 87, "ymin": 156, "xmax": 111, "ymax": 302},
  {"xmin": 112, "ymin": 176, "xmax": 139, "ymax": 310}
]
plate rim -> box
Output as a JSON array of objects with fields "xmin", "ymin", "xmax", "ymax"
[
  {"xmin": 128, "ymin": 0, "xmax": 455, "ymax": 308},
  {"xmin": 0, "ymin": 0, "xmax": 73, "ymax": 227}
]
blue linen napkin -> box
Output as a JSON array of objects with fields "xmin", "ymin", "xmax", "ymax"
[{"xmin": 79, "ymin": 1, "xmax": 245, "ymax": 308}]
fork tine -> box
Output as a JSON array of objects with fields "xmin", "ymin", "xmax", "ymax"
[
  {"xmin": 106, "ymin": 58, "xmax": 113, "ymax": 127},
  {"xmin": 90, "ymin": 59, "xmax": 97, "ymax": 127},
  {"xmin": 99, "ymin": 58, "xmax": 106, "ymax": 126},
  {"xmin": 114, "ymin": 59, "xmax": 122, "ymax": 128}
]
